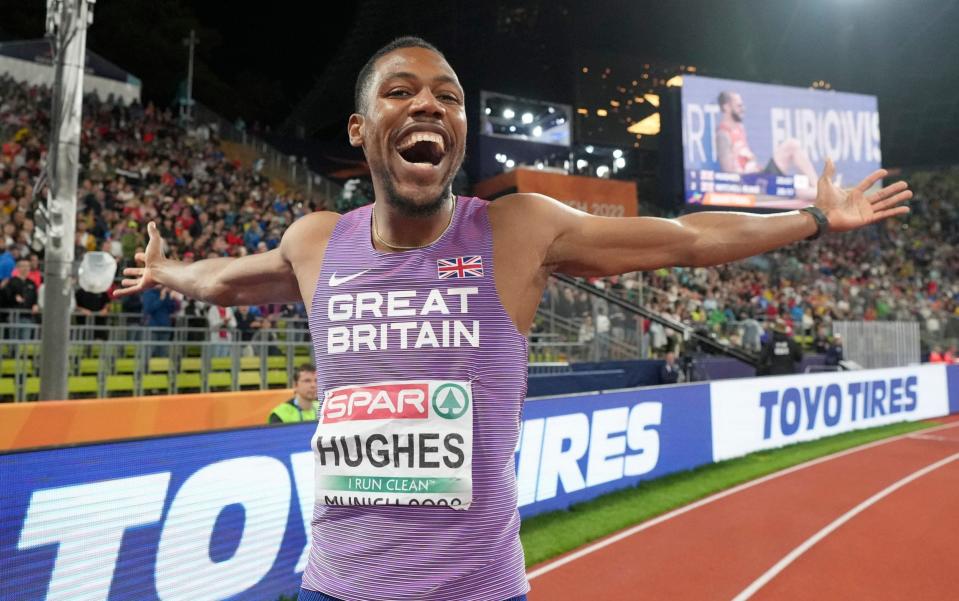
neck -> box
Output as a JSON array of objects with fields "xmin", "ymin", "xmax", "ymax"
[
  {"xmin": 371, "ymin": 192, "xmax": 456, "ymax": 251},
  {"xmin": 293, "ymin": 395, "xmax": 312, "ymax": 411}
]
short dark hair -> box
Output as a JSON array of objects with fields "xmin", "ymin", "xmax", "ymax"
[
  {"xmin": 718, "ymin": 91, "xmax": 734, "ymax": 108},
  {"xmin": 293, "ymin": 363, "xmax": 315, "ymax": 384},
  {"xmin": 354, "ymin": 36, "xmax": 444, "ymax": 114}
]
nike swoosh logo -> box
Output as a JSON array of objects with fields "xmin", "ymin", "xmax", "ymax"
[{"xmin": 328, "ymin": 269, "xmax": 370, "ymax": 287}]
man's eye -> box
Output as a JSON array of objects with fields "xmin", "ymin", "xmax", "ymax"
[
  {"xmin": 439, "ymin": 94, "xmax": 460, "ymax": 103},
  {"xmin": 387, "ymin": 90, "xmax": 411, "ymax": 97}
]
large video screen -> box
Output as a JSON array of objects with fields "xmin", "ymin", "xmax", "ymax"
[{"xmin": 681, "ymin": 75, "xmax": 881, "ymax": 209}]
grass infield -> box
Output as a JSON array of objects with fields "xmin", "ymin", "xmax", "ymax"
[{"xmin": 520, "ymin": 420, "xmax": 934, "ymax": 567}]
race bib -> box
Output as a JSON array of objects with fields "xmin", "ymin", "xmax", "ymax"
[{"xmin": 312, "ymin": 380, "xmax": 473, "ymax": 510}]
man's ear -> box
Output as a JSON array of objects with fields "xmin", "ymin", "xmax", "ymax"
[{"xmin": 348, "ymin": 114, "xmax": 364, "ymax": 148}]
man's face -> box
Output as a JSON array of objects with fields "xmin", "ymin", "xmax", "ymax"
[
  {"xmin": 294, "ymin": 370, "xmax": 317, "ymax": 402},
  {"xmin": 15, "ymin": 260, "xmax": 30, "ymax": 277},
  {"xmin": 727, "ymin": 93, "xmax": 745, "ymax": 122},
  {"xmin": 349, "ymin": 47, "xmax": 467, "ymax": 216}
]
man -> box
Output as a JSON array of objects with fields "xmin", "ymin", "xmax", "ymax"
[
  {"xmin": 758, "ymin": 319, "xmax": 804, "ymax": 376},
  {"xmin": 268, "ymin": 363, "xmax": 318, "ymax": 424},
  {"xmin": 2, "ymin": 257, "xmax": 39, "ymax": 339},
  {"xmin": 116, "ymin": 37, "xmax": 910, "ymax": 601},
  {"xmin": 141, "ymin": 286, "xmax": 179, "ymax": 357},
  {"xmin": 660, "ymin": 351, "xmax": 681, "ymax": 385},
  {"xmin": 824, "ymin": 333, "xmax": 844, "ymax": 367},
  {"xmin": 716, "ymin": 90, "xmax": 819, "ymax": 198}
]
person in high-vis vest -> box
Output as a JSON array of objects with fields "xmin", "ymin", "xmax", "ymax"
[{"xmin": 268, "ymin": 363, "xmax": 317, "ymax": 424}]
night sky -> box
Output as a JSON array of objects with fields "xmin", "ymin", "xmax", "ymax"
[{"xmin": 2, "ymin": 0, "xmax": 957, "ymax": 168}]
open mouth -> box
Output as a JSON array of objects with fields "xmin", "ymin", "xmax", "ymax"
[{"xmin": 395, "ymin": 131, "xmax": 446, "ymax": 166}]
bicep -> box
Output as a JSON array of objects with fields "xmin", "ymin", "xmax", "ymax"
[
  {"xmin": 213, "ymin": 249, "xmax": 301, "ymax": 306},
  {"xmin": 548, "ymin": 212, "xmax": 700, "ymax": 276}
]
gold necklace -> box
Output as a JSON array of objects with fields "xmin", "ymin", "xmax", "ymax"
[{"xmin": 372, "ymin": 194, "xmax": 456, "ymax": 250}]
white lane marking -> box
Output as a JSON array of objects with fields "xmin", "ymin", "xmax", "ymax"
[
  {"xmin": 527, "ymin": 420, "xmax": 959, "ymax": 581},
  {"xmin": 732, "ymin": 450, "xmax": 959, "ymax": 601}
]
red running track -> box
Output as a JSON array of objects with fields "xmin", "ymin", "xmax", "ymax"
[{"xmin": 527, "ymin": 417, "xmax": 959, "ymax": 601}]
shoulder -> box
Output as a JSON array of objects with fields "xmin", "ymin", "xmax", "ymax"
[
  {"xmin": 487, "ymin": 192, "xmax": 582, "ymax": 231},
  {"xmin": 279, "ymin": 210, "xmax": 340, "ymax": 262}
]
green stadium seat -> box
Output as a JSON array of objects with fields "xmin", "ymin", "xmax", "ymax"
[
  {"xmin": 105, "ymin": 375, "xmax": 135, "ymax": 397},
  {"xmin": 0, "ymin": 378, "xmax": 15, "ymax": 399},
  {"xmin": 266, "ymin": 356, "xmax": 287, "ymax": 369},
  {"xmin": 1, "ymin": 359, "xmax": 32, "ymax": 377},
  {"xmin": 79, "ymin": 358, "xmax": 101, "ymax": 375},
  {"xmin": 266, "ymin": 370, "xmax": 288, "ymax": 389},
  {"xmin": 210, "ymin": 357, "xmax": 232, "ymax": 371},
  {"xmin": 175, "ymin": 372, "xmax": 202, "ymax": 392},
  {"xmin": 293, "ymin": 356, "xmax": 311, "ymax": 368},
  {"xmin": 141, "ymin": 374, "xmax": 170, "ymax": 394},
  {"xmin": 124, "ymin": 345, "xmax": 137, "ymax": 358},
  {"xmin": 179, "ymin": 358, "xmax": 202, "ymax": 372},
  {"xmin": 114, "ymin": 358, "xmax": 136, "ymax": 374},
  {"xmin": 25, "ymin": 377, "xmax": 40, "ymax": 398},
  {"xmin": 207, "ymin": 372, "xmax": 233, "ymax": 391},
  {"xmin": 68, "ymin": 376, "xmax": 100, "ymax": 397},
  {"xmin": 239, "ymin": 356, "xmax": 261, "ymax": 371},
  {"xmin": 238, "ymin": 371, "xmax": 262, "ymax": 389},
  {"xmin": 148, "ymin": 358, "xmax": 170, "ymax": 373}
]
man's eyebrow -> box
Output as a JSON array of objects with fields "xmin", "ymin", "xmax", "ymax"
[{"xmin": 380, "ymin": 72, "xmax": 462, "ymax": 89}]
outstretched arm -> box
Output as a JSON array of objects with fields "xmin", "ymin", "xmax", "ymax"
[
  {"xmin": 538, "ymin": 160, "xmax": 910, "ymax": 276},
  {"xmin": 114, "ymin": 221, "xmax": 302, "ymax": 306}
]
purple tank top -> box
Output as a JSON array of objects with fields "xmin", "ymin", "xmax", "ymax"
[{"xmin": 303, "ymin": 197, "xmax": 530, "ymax": 600}]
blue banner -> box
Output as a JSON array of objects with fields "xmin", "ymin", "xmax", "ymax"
[
  {"xmin": 515, "ymin": 384, "xmax": 713, "ymax": 516},
  {"xmin": 681, "ymin": 75, "xmax": 881, "ymax": 209},
  {"xmin": 1, "ymin": 425, "xmax": 316, "ymax": 601}
]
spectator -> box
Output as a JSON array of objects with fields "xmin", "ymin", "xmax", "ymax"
[
  {"xmin": 659, "ymin": 351, "xmax": 681, "ymax": 385},
  {"xmin": 757, "ymin": 320, "xmax": 803, "ymax": 375},
  {"xmin": 268, "ymin": 364, "xmax": 318, "ymax": 424},
  {"xmin": 75, "ymin": 285, "xmax": 112, "ymax": 341},
  {"xmin": 207, "ymin": 304, "xmax": 237, "ymax": 357},
  {"xmin": 1, "ymin": 257, "xmax": 39, "ymax": 339},
  {"xmin": 142, "ymin": 287, "xmax": 179, "ymax": 357},
  {"xmin": 824, "ymin": 334, "xmax": 844, "ymax": 367}
]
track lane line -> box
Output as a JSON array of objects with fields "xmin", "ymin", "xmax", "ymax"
[
  {"xmin": 527, "ymin": 420, "xmax": 959, "ymax": 581},
  {"xmin": 731, "ymin": 450, "xmax": 959, "ymax": 601}
]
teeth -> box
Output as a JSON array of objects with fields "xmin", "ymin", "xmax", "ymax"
[{"xmin": 396, "ymin": 131, "xmax": 445, "ymax": 153}]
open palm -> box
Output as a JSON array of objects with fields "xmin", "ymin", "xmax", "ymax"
[
  {"xmin": 113, "ymin": 222, "xmax": 166, "ymax": 298},
  {"xmin": 815, "ymin": 159, "xmax": 912, "ymax": 233}
]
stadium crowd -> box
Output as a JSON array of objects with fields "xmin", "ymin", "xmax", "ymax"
[
  {"xmin": 0, "ymin": 75, "xmax": 314, "ymax": 338},
  {"xmin": 2, "ymin": 75, "xmax": 958, "ymax": 357}
]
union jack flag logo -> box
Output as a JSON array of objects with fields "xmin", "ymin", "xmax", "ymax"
[{"xmin": 437, "ymin": 255, "xmax": 484, "ymax": 279}]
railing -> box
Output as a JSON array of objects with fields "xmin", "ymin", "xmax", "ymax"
[{"xmin": 832, "ymin": 321, "xmax": 921, "ymax": 369}]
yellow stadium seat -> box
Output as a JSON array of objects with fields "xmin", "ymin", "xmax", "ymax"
[
  {"xmin": 180, "ymin": 358, "xmax": 202, "ymax": 372},
  {"xmin": 141, "ymin": 374, "xmax": 170, "ymax": 394},
  {"xmin": 68, "ymin": 376, "xmax": 99, "ymax": 397},
  {"xmin": 293, "ymin": 356, "xmax": 311, "ymax": 368},
  {"xmin": 79, "ymin": 358, "xmax": 101, "ymax": 375},
  {"xmin": 148, "ymin": 358, "xmax": 170, "ymax": 373},
  {"xmin": 238, "ymin": 371, "xmax": 262, "ymax": 389},
  {"xmin": 1, "ymin": 359, "xmax": 32, "ymax": 377},
  {"xmin": 239, "ymin": 356, "xmax": 260, "ymax": 371},
  {"xmin": 267, "ymin": 370, "xmax": 288, "ymax": 388},
  {"xmin": 210, "ymin": 357, "xmax": 232, "ymax": 371},
  {"xmin": 25, "ymin": 377, "xmax": 40, "ymax": 399},
  {"xmin": 175, "ymin": 373, "xmax": 202, "ymax": 392},
  {"xmin": 0, "ymin": 378, "xmax": 15, "ymax": 399},
  {"xmin": 207, "ymin": 372, "xmax": 232, "ymax": 391},
  {"xmin": 114, "ymin": 358, "xmax": 136, "ymax": 374},
  {"xmin": 266, "ymin": 356, "xmax": 287, "ymax": 369},
  {"xmin": 105, "ymin": 375, "xmax": 135, "ymax": 397}
]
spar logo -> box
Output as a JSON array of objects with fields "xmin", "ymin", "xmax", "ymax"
[
  {"xmin": 432, "ymin": 383, "xmax": 469, "ymax": 419},
  {"xmin": 322, "ymin": 382, "xmax": 429, "ymax": 423}
]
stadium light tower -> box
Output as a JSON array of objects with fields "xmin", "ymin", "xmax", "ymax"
[{"xmin": 40, "ymin": 0, "xmax": 96, "ymax": 401}]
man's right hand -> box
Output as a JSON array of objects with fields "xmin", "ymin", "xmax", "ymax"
[{"xmin": 114, "ymin": 221, "xmax": 165, "ymax": 298}]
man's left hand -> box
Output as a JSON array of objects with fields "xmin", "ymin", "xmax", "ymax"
[{"xmin": 816, "ymin": 159, "xmax": 912, "ymax": 233}]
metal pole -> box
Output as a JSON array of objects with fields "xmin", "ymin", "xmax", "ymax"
[
  {"xmin": 638, "ymin": 272, "xmax": 647, "ymax": 358},
  {"xmin": 183, "ymin": 29, "xmax": 197, "ymax": 122},
  {"xmin": 40, "ymin": 0, "xmax": 95, "ymax": 401}
]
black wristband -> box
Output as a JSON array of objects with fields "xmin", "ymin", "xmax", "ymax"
[{"xmin": 799, "ymin": 206, "xmax": 829, "ymax": 240}]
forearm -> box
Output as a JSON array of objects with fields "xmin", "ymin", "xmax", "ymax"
[
  {"xmin": 153, "ymin": 257, "xmax": 237, "ymax": 305},
  {"xmin": 679, "ymin": 210, "xmax": 818, "ymax": 267}
]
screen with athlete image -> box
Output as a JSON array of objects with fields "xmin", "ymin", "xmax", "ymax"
[{"xmin": 681, "ymin": 75, "xmax": 881, "ymax": 209}]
